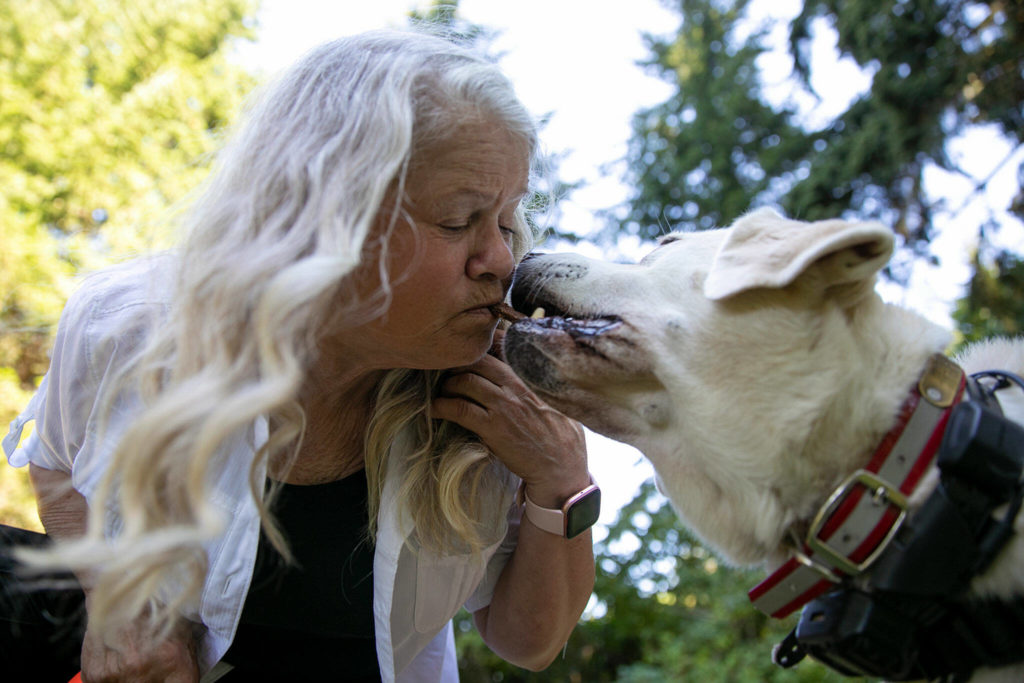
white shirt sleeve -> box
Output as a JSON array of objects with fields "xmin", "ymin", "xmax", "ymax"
[
  {"xmin": 3, "ymin": 257, "xmax": 171, "ymax": 502},
  {"xmin": 3, "ymin": 274, "xmax": 101, "ymax": 474}
]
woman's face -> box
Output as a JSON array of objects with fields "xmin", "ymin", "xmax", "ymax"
[{"xmin": 340, "ymin": 116, "xmax": 531, "ymax": 371}]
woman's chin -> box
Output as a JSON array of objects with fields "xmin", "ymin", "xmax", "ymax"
[{"xmin": 440, "ymin": 334, "xmax": 496, "ymax": 368}]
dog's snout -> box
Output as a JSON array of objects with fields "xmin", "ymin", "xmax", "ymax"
[{"xmin": 510, "ymin": 254, "xmax": 590, "ymax": 315}]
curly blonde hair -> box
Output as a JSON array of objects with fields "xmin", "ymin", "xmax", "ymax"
[{"xmin": 35, "ymin": 28, "xmax": 538, "ymax": 640}]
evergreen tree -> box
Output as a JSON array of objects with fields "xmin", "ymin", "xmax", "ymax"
[
  {"xmin": 619, "ymin": 0, "xmax": 812, "ymax": 239},
  {"xmin": 785, "ymin": 0, "xmax": 1023, "ymax": 257},
  {"xmin": 618, "ymin": 0, "xmax": 1022, "ymax": 267},
  {"xmin": 953, "ymin": 229, "xmax": 1024, "ymax": 346}
]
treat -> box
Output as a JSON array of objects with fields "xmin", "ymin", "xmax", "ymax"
[{"xmin": 490, "ymin": 302, "xmax": 527, "ymax": 322}]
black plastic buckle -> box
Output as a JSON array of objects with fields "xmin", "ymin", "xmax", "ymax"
[
  {"xmin": 772, "ymin": 628, "xmax": 807, "ymax": 668},
  {"xmin": 790, "ymin": 590, "xmax": 923, "ymax": 680}
]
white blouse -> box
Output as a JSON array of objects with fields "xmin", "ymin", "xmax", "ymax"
[{"xmin": 3, "ymin": 255, "xmax": 521, "ymax": 681}]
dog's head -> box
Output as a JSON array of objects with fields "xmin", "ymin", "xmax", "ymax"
[{"xmin": 504, "ymin": 208, "xmax": 906, "ymax": 565}]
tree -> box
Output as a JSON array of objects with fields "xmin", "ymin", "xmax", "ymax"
[
  {"xmin": 409, "ymin": 0, "xmax": 496, "ymax": 47},
  {"xmin": 0, "ymin": 0, "xmax": 257, "ymax": 527},
  {"xmin": 953, "ymin": 230, "xmax": 1024, "ymax": 346},
  {"xmin": 784, "ymin": 0, "xmax": 1023, "ymax": 255},
  {"xmin": 618, "ymin": 0, "xmax": 813, "ymax": 239},
  {"xmin": 618, "ymin": 0, "xmax": 1022, "ymax": 269}
]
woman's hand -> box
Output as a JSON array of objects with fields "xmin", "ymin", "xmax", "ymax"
[
  {"xmin": 29, "ymin": 465, "xmax": 202, "ymax": 682},
  {"xmin": 434, "ymin": 328, "xmax": 596, "ymax": 670},
  {"xmin": 80, "ymin": 613, "xmax": 201, "ymax": 683},
  {"xmin": 432, "ymin": 328, "xmax": 590, "ymax": 507}
]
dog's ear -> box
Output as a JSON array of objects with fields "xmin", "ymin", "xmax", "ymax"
[{"xmin": 704, "ymin": 208, "xmax": 894, "ymax": 303}]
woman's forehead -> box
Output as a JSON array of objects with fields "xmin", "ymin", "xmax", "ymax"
[{"xmin": 408, "ymin": 127, "xmax": 529, "ymax": 193}]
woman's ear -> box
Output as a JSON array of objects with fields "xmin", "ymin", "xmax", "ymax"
[{"xmin": 703, "ymin": 208, "xmax": 894, "ymax": 303}]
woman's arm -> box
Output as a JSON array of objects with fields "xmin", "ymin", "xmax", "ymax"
[
  {"xmin": 30, "ymin": 463, "xmax": 88, "ymax": 540},
  {"xmin": 29, "ymin": 464, "xmax": 201, "ymax": 683},
  {"xmin": 471, "ymin": 489, "xmax": 595, "ymax": 670},
  {"xmin": 433, "ymin": 341, "xmax": 595, "ymax": 670}
]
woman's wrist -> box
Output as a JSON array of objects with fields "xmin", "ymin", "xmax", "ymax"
[
  {"xmin": 518, "ymin": 469, "xmax": 593, "ymax": 509},
  {"xmin": 517, "ymin": 472, "xmax": 601, "ymax": 539}
]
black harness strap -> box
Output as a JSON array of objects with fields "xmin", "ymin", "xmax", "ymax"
[
  {"xmin": 774, "ymin": 369, "xmax": 1024, "ymax": 681},
  {"xmin": 921, "ymin": 596, "xmax": 1024, "ymax": 678}
]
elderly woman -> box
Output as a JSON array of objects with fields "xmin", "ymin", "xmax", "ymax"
[{"xmin": 1, "ymin": 29, "xmax": 596, "ymax": 682}]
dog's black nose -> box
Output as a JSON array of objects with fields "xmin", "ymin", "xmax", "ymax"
[
  {"xmin": 509, "ymin": 253, "xmax": 542, "ymax": 308},
  {"xmin": 510, "ymin": 254, "xmax": 544, "ymax": 313},
  {"xmin": 518, "ymin": 252, "xmax": 540, "ymax": 264}
]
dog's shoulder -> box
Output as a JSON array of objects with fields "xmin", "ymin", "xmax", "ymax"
[
  {"xmin": 955, "ymin": 337, "xmax": 1024, "ymax": 375},
  {"xmin": 956, "ymin": 336, "xmax": 1024, "ymax": 424}
]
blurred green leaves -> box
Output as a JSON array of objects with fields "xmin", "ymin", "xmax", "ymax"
[{"xmin": 0, "ymin": 0, "xmax": 258, "ymax": 527}]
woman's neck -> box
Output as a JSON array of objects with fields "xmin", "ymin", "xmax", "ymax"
[{"xmin": 270, "ymin": 364, "xmax": 387, "ymax": 485}]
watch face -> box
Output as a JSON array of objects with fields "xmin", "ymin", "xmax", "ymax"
[{"xmin": 565, "ymin": 486, "xmax": 601, "ymax": 539}]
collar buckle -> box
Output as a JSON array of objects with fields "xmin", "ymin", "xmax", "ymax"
[
  {"xmin": 805, "ymin": 469, "xmax": 909, "ymax": 577},
  {"xmin": 749, "ymin": 355, "xmax": 966, "ymax": 619}
]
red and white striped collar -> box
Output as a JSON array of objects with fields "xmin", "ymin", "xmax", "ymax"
[{"xmin": 748, "ymin": 354, "xmax": 967, "ymax": 619}]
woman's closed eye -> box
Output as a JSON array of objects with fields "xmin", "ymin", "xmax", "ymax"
[
  {"xmin": 439, "ymin": 222, "xmax": 471, "ymax": 232},
  {"xmin": 438, "ymin": 210, "xmax": 478, "ymax": 231},
  {"xmin": 437, "ymin": 213, "xmax": 513, "ymax": 234}
]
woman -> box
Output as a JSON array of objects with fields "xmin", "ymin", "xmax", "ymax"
[{"xmin": 1, "ymin": 29, "xmax": 596, "ymax": 682}]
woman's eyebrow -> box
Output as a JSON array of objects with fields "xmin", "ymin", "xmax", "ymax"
[{"xmin": 443, "ymin": 186, "xmax": 530, "ymax": 203}]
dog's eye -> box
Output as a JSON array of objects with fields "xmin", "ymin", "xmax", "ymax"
[{"xmin": 640, "ymin": 236, "xmax": 681, "ymax": 265}]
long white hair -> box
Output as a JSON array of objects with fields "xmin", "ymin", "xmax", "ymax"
[{"xmin": 41, "ymin": 29, "xmax": 539, "ymax": 640}]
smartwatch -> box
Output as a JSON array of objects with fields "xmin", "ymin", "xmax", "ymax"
[{"xmin": 518, "ymin": 479, "xmax": 601, "ymax": 539}]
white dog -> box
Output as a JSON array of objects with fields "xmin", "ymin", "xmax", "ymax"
[{"xmin": 503, "ymin": 208, "xmax": 1024, "ymax": 682}]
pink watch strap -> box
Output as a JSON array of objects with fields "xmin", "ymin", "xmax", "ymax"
[{"xmin": 521, "ymin": 486, "xmax": 568, "ymax": 536}]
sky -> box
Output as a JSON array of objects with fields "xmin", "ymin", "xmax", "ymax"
[{"xmin": 233, "ymin": 0, "xmax": 1024, "ymax": 529}]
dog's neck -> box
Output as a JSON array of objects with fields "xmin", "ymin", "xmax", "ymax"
[
  {"xmin": 787, "ymin": 298, "xmax": 953, "ymax": 519},
  {"xmin": 748, "ymin": 352, "xmax": 967, "ymax": 619},
  {"xmin": 641, "ymin": 295, "xmax": 954, "ymax": 570},
  {"xmin": 725, "ymin": 296, "xmax": 954, "ymax": 571}
]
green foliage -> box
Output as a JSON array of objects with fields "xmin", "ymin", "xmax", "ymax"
[
  {"xmin": 408, "ymin": 0, "xmax": 496, "ymax": 47},
  {"xmin": 620, "ymin": 0, "xmax": 813, "ymax": 239},
  {"xmin": 0, "ymin": 368, "xmax": 38, "ymax": 530},
  {"xmin": 953, "ymin": 242, "xmax": 1024, "ymax": 347},
  {"xmin": 0, "ymin": 0, "xmax": 256, "ymax": 390},
  {"xmin": 784, "ymin": 0, "xmax": 1023, "ymax": 252},
  {"xmin": 457, "ymin": 482, "xmax": 848, "ymax": 682},
  {"xmin": 0, "ymin": 0, "xmax": 257, "ymax": 527},
  {"xmin": 618, "ymin": 0, "xmax": 1023, "ymax": 268}
]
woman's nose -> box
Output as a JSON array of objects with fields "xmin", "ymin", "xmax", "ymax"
[{"xmin": 467, "ymin": 224, "xmax": 515, "ymax": 281}]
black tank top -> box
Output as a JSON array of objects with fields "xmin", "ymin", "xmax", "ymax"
[{"xmin": 221, "ymin": 469, "xmax": 380, "ymax": 682}]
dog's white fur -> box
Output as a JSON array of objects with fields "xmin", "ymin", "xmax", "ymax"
[{"xmin": 504, "ymin": 208, "xmax": 1024, "ymax": 682}]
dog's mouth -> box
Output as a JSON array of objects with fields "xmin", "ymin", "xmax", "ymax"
[
  {"xmin": 507, "ymin": 291, "xmax": 622, "ymax": 336},
  {"xmin": 501, "ymin": 282, "xmax": 656, "ymax": 443},
  {"xmin": 501, "ymin": 288, "xmax": 629, "ymax": 397}
]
